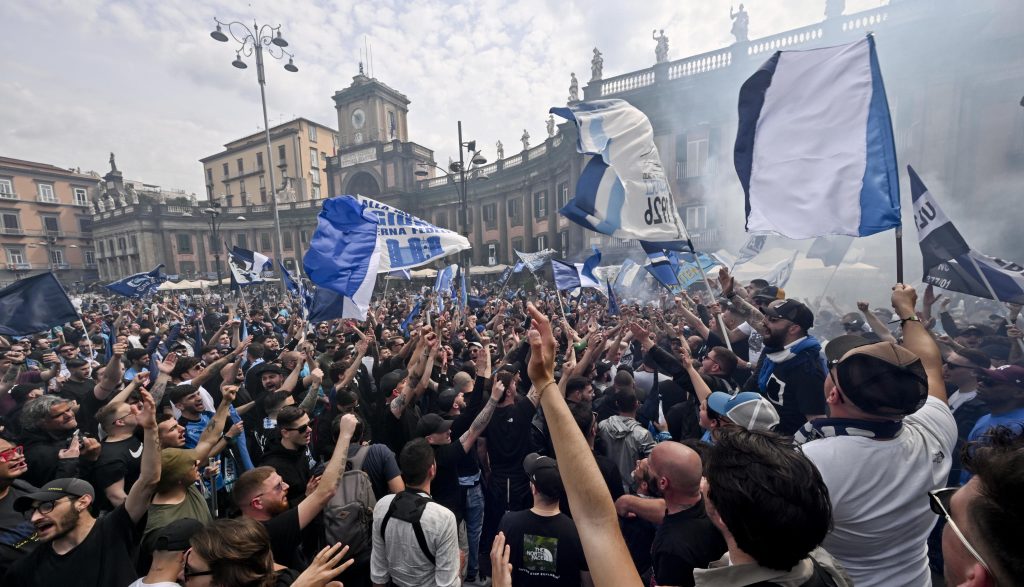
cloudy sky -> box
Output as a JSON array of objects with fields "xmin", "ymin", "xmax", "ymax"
[{"xmin": 2, "ymin": 0, "xmax": 886, "ymax": 197}]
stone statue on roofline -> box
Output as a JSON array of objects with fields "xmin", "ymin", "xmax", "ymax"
[
  {"xmin": 568, "ymin": 72, "xmax": 579, "ymax": 102},
  {"xmin": 496, "ymin": 140, "xmax": 504, "ymax": 160},
  {"xmin": 730, "ymin": 4, "xmax": 750, "ymax": 42},
  {"xmin": 653, "ymin": 29, "xmax": 669, "ymax": 63},
  {"xmin": 521, "ymin": 129, "xmax": 530, "ymax": 151},
  {"xmin": 591, "ymin": 47, "xmax": 603, "ymax": 81}
]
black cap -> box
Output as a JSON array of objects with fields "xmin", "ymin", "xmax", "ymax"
[
  {"xmin": 13, "ymin": 478, "xmax": 95, "ymax": 512},
  {"xmin": 380, "ymin": 369, "xmax": 409, "ymax": 396},
  {"xmin": 523, "ymin": 453, "xmax": 563, "ymax": 500},
  {"xmin": 753, "ymin": 286, "xmax": 785, "ymax": 301},
  {"xmin": 152, "ymin": 518, "xmax": 205, "ymax": 552},
  {"xmin": 765, "ymin": 299, "xmax": 814, "ymax": 330},
  {"xmin": 415, "ymin": 413, "xmax": 452, "ymax": 437},
  {"xmin": 438, "ymin": 388, "xmax": 460, "ymax": 412}
]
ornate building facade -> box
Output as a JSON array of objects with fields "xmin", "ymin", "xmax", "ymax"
[{"xmin": 89, "ymin": 0, "xmax": 1024, "ymax": 280}]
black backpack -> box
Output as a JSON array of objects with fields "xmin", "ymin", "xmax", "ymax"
[
  {"xmin": 324, "ymin": 446, "xmax": 376, "ymax": 563},
  {"xmin": 380, "ymin": 490, "xmax": 435, "ymax": 564}
]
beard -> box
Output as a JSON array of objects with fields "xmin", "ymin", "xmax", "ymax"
[
  {"xmin": 44, "ymin": 505, "xmax": 80, "ymax": 542},
  {"xmin": 644, "ymin": 473, "xmax": 663, "ymax": 498},
  {"xmin": 763, "ymin": 329, "xmax": 787, "ymax": 350}
]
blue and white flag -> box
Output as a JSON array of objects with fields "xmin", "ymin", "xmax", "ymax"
[
  {"xmin": 497, "ymin": 265, "xmax": 514, "ymax": 288},
  {"xmin": 551, "ymin": 99, "xmax": 688, "ymax": 243},
  {"xmin": 303, "ymin": 195, "xmax": 381, "ymax": 320},
  {"xmin": 400, "ymin": 299, "xmax": 423, "ymax": 334},
  {"xmin": 434, "ymin": 264, "xmax": 458, "ymax": 294},
  {"xmin": 305, "ymin": 286, "xmax": 365, "ymax": 322},
  {"xmin": 764, "ymin": 252, "xmax": 799, "ymax": 288},
  {"xmin": 515, "ymin": 249, "xmax": 557, "ymax": 275},
  {"xmin": 607, "ymin": 281, "xmax": 620, "ymax": 316},
  {"xmin": 0, "ymin": 273, "xmax": 80, "ymax": 336},
  {"xmin": 458, "ymin": 267, "xmax": 468, "ymax": 310},
  {"xmin": 279, "ymin": 261, "xmax": 302, "ymax": 297},
  {"xmin": 104, "ymin": 265, "xmax": 166, "ymax": 298},
  {"xmin": 614, "ymin": 259, "xmax": 643, "ymax": 290},
  {"xmin": 512, "ymin": 261, "xmax": 526, "ymax": 274},
  {"xmin": 732, "ymin": 235, "xmax": 768, "ymax": 269},
  {"xmin": 574, "ymin": 247, "xmax": 602, "ymax": 289},
  {"xmin": 640, "ymin": 242, "xmax": 679, "ymax": 287},
  {"xmin": 910, "ymin": 166, "xmax": 1024, "ymax": 304},
  {"xmin": 228, "ymin": 246, "xmax": 273, "ymax": 286},
  {"xmin": 552, "ymin": 259, "xmax": 582, "ymax": 291},
  {"xmin": 357, "ymin": 196, "xmax": 469, "ymax": 272},
  {"xmin": 388, "ymin": 269, "xmax": 412, "ymax": 281},
  {"xmin": 676, "ymin": 253, "xmax": 722, "ymax": 289},
  {"xmin": 735, "ymin": 36, "xmax": 900, "ymax": 239}
]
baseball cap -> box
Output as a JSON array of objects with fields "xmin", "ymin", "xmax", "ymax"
[
  {"xmin": 825, "ymin": 335, "xmax": 928, "ymax": 417},
  {"xmin": 14, "ymin": 478, "xmax": 95, "ymax": 512},
  {"xmin": 438, "ymin": 388, "xmax": 460, "ymax": 412},
  {"xmin": 379, "ymin": 369, "xmax": 409, "ymax": 396},
  {"xmin": 415, "ymin": 413, "xmax": 452, "ymax": 437},
  {"xmin": 764, "ymin": 299, "xmax": 814, "ymax": 330},
  {"xmin": 978, "ymin": 365, "xmax": 1024, "ymax": 388},
  {"xmin": 707, "ymin": 391, "xmax": 780, "ymax": 432},
  {"xmin": 841, "ymin": 313, "xmax": 864, "ymax": 328},
  {"xmin": 152, "ymin": 518, "xmax": 205, "ymax": 552},
  {"xmin": 523, "ymin": 453, "xmax": 564, "ymax": 499},
  {"xmin": 753, "ymin": 286, "xmax": 786, "ymax": 301},
  {"xmin": 960, "ymin": 324, "xmax": 991, "ymax": 336}
]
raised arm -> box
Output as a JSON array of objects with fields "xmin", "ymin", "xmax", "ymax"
[
  {"xmin": 95, "ymin": 342, "xmax": 127, "ymax": 399},
  {"xmin": 124, "ymin": 389, "xmax": 161, "ymax": 522},
  {"xmin": 526, "ymin": 303, "xmax": 642, "ymax": 587},
  {"xmin": 892, "ymin": 285, "xmax": 946, "ymax": 404},
  {"xmin": 459, "ymin": 380, "xmax": 504, "ymax": 453},
  {"xmin": 193, "ymin": 386, "xmax": 239, "ymax": 462},
  {"xmin": 856, "ymin": 301, "xmax": 897, "ymax": 344},
  {"xmin": 298, "ymin": 413, "xmax": 357, "ymax": 528},
  {"xmin": 192, "ymin": 336, "xmax": 250, "ymax": 387}
]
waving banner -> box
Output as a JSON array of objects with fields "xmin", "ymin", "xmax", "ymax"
[{"xmin": 356, "ymin": 195, "xmax": 470, "ymax": 273}]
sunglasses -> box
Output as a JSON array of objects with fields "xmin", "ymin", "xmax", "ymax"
[
  {"xmin": 284, "ymin": 423, "xmax": 310, "ymax": 434},
  {"xmin": 0, "ymin": 445, "xmax": 24, "ymax": 463},
  {"xmin": 928, "ymin": 488, "xmax": 991, "ymax": 574}
]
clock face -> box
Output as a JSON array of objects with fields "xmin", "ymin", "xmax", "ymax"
[{"xmin": 351, "ymin": 109, "xmax": 366, "ymax": 130}]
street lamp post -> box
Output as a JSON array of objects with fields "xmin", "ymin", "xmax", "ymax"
[
  {"xmin": 204, "ymin": 202, "xmax": 224, "ymax": 286},
  {"xmin": 210, "ymin": 17, "xmax": 298, "ymax": 295},
  {"xmin": 415, "ymin": 121, "xmax": 488, "ymax": 271}
]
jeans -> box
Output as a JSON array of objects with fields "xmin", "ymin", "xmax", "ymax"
[{"xmin": 463, "ymin": 483, "xmax": 485, "ymax": 578}]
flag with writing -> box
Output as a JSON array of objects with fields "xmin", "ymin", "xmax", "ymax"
[
  {"xmin": 229, "ymin": 246, "xmax": 272, "ymax": 286},
  {"xmin": 104, "ymin": 265, "xmax": 166, "ymax": 298},
  {"xmin": 515, "ymin": 249, "xmax": 557, "ymax": 274},
  {"xmin": 732, "ymin": 235, "xmax": 767, "ymax": 269}
]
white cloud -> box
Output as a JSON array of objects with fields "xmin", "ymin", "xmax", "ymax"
[{"xmin": 0, "ymin": 0, "xmax": 884, "ymax": 196}]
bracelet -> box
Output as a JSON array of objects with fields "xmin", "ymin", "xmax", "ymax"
[
  {"xmin": 899, "ymin": 315, "xmax": 921, "ymax": 325},
  {"xmin": 538, "ymin": 381, "xmax": 558, "ymax": 397}
]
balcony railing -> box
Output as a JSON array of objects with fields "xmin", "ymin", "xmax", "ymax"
[
  {"xmin": 0, "ymin": 227, "xmax": 24, "ymax": 236},
  {"xmin": 0, "ymin": 192, "xmax": 18, "ymax": 200},
  {"xmin": 5, "ymin": 262, "xmax": 31, "ymax": 270},
  {"xmin": 36, "ymin": 195, "xmax": 60, "ymax": 204},
  {"xmin": 50, "ymin": 263, "xmax": 70, "ymax": 270}
]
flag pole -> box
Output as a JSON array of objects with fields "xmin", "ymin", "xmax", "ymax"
[
  {"xmin": 382, "ymin": 273, "xmax": 391, "ymax": 300},
  {"xmin": 966, "ymin": 255, "xmax": 1024, "ymax": 353},
  {"xmin": 895, "ymin": 225, "xmax": 905, "ymax": 284},
  {"xmin": 687, "ymin": 243, "xmax": 733, "ymax": 352},
  {"xmin": 815, "ymin": 262, "xmax": 843, "ymax": 312},
  {"xmin": 554, "ymin": 287, "xmax": 570, "ymax": 325}
]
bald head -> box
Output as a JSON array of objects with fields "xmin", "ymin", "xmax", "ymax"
[{"xmin": 650, "ymin": 441, "xmax": 703, "ymax": 500}]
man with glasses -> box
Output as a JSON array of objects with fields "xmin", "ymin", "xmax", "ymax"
[
  {"xmin": 6, "ymin": 389, "xmax": 161, "ymax": 587},
  {"xmin": 942, "ymin": 348, "xmax": 991, "ymax": 485},
  {"xmin": 931, "ymin": 425, "xmax": 1024, "ymax": 586},
  {"xmin": 259, "ymin": 405, "xmax": 317, "ymax": 508},
  {"xmin": 0, "ymin": 436, "xmax": 38, "ymax": 576},
  {"xmin": 799, "ymin": 285, "xmax": 956, "ymax": 587}
]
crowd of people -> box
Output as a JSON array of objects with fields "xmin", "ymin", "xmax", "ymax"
[{"xmin": 0, "ymin": 266, "xmax": 1022, "ymax": 587}]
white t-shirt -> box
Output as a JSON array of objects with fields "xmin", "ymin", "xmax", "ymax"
[
  {"xmin": 802, "ymin": 396, "xmax": 956, "ymax": 587},
  {"xmin": 126, "ymin": 580, "xmax": 181, "ymax": 587}
]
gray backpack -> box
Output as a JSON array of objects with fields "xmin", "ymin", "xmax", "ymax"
[{"xmin": 324, "ymin": 445, "xmax": 377, "ymax": 562}]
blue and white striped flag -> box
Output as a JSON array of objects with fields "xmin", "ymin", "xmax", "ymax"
[
  {"xmin": 228, "ymin": 247, "xmax": 272, "ymax": 286},
  {"xmin": 574, "ymin": 247, "xmax": 602, "ymax": 289},
  {"xmin": 434, "ymin": 264, "xmax": 458, "ymax": 294},
  {"xmin": 302, "ymin": 195, "xmax": 381, "ymax": 320},
  {"xmin": 552, "ymin": 259, "xmax": 582, "ymax": 292},
  {"xmin": 389, "ymin": 269, "xmax": 412, "ymax": 280},
  {"xmin": 735, "ymin": 36, "xmax": 900, "ymax": 239},
  {"xmin": 104, "ymin": 265, "xmax": 166, "ymax": 298},
  {"xmin": 550, "ymin": 99, "xmax": 688, "ymax": 243}
]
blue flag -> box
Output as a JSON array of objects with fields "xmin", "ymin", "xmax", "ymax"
[
  {"xmin": 305, "ymin": 286, "xmax": 346, "ymax": 323},
  {"xmin": 228, "ymin": 246, "xmax": 272, "ymax": 286},
  {"xmin": 434, "ymin": 265, "xmax": 457, "ymax": 294},
  {"xmin": 400, "ymin": 300, "xmax": 422, "ymax": 333},
  {"xmin": 512, "ymin": 261, "xmax": 526, "ymax": 274},
  {"xmin": 676, "ymin": 252, "xmax": 722, "ymax": 289},
  {"xmin": 607, "ymin": 281, "xmax": 620, "ymax": 316},
  {"xmin": 575, "ymin": 247, "xmax": 602, "ymax": 289},
  {"xmin": 0, "ymin": 273, "xmax": 80, "ymax": 336},
  {"xmin": 736, "ymin": 36, "xmax": 900, "ymax": 239},
  {"xmin": 458, "ymin": 267, "xmax": 468, "ymax": 310},
  {"xmin": 388, "ymin": 269, "xmax": 412, "ymax": 281},
  {"xmin": 104, "ymin": 265, "xmax": 166, "ymax": 298},
  {"xmin": 552, "ymin": 259, "xmax": 582, "ymax": 291},
  {"xmin": 303, "ymin": 195, "xmax": 381, "ymax": 320},
  {"xmin": 641, "ymin": 242, "xmax": 679, "ymax": 287},
  {"xmin": 551, "ymin": 99, "xmax": 688, "ymax": 243},
  {"xmin": 468, "ymin": 295, "xmax": 488, "ymax": 309},
  {"xmin": 498, "ymin": 266, "xmax": 514, "ymax": 287},
  {"xmin": 279, "ymin": 261, "xmax": 302, "ymax": 297}
]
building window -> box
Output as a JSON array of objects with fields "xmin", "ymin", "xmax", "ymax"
[
  {"xmin": 557, "ymin": 182, "xmax": 570, "ymax": 209},
  {"xmin": 222, "ymin": 163, "xmax": 229, "ymax": 177},
  {"xmin": 311, "ymin": 185, "xmax": 321, "ymax": 199},
  {"xmin": 534, "ymin": 234, "xmax": 547, "ymax": 251},
  {"xmin": 79, "ymin": 217, "xmax": 93, "ymax": 233},
  {"xmin": 42, "ymin": 216, "xmax": 60, "ymax": 234},
  {"xmin": 511, "ymin": 238, "xmax": 524, "ymax": 259},
  {"xmin": 559, "ymin": 231, "xmax": 569, "ymax": 256},
  {"xmin": 5, "ymin": 247, "xmax": 25, "ymax": 265},
  {"xmin": 332, "ymin": 134, "xmax": 340, "ymax": 151},
  {"xmin": 130, "ymin": 235, "xmax": 138, "ymax": 249},
  {"xmin": 435, "ymin": 213, "xmax": 447, "ymax": 229},
  {"xmin": 37, "ymin": 183, "xmax": 56, "ymax": 202},
  {"xmin": 108, "ymin": 239, "xmax": 115, "ymax": 253},
  {"xmin": 686, "ymin": 206, "xmax": 708, "ymax": 230},
  {"xmin": 0, "ymin": 179, "xmax": 13, "ymax": 199},
  {"xmin": 309, "ymin": 147, "xmax": 319, "ymax": 168},
  {"xmin": 310, "ymin": 168, "xmax": 321, "ymax": 185},
  {"xmin": 73, "ymin": 188, "xmax": 89, "ymax": 206},
  {"xmin": 308, "ymin": 125, "xmax": 318, "ymax": 142},
  {"xmin": 278, "ymin": 145, "xmax": 287, "ymax": 167},
  {"xmin": 487, "ymin": 243, "xmax": 498, "ymax": 266},
  {"xmin": 259, "ymin": 175, "xmax": 266, "ymax": 189},
  {"xmin": 236, "ymin": 234, "xmax": 247, "ymax": 249},
  {"xmin": 237, "ymin": 158, "xmax": 244, "ymax": 174},
  {"xmin": 260, "ymin": 233, "xmax": 272, "ymax": 252},
  {"xmin": 686, "ymin": 138, "xmax": 709, "ymax": 178},
  {"xmin": 533, "ymin": 191, "xmax": 547, "ymax": 219},
  {"xmin": 225, "ymin": 182, "xmax": 232, "ymax": 195},
  {"xmin": 179, "ymin": 261, "xmax": 196, "ymax": 276},
  {"xmin": 483, "ymin": 203, "xmax": 497, "ymax": 229},
  {"xmin": 97, "ymin": 241, "xmax": 105, "ymax": 255},
  {"xmin": 176, "ymin": 233, "xmax": 193, "ymax": 254},
  {"xmin": 256, "ymin": 152, "xmax": 264, "ymax": 170},
  {"xmin": 283, "ymin": 232, "xmax": 293, "ymax": 250},
  {"xmin": 206, "ymin": 168, "xmax": 214, "ymax": 184},
  {"xmin": 508, "ymin": 198, "xmax": 522, "ymax": 226},
  {"xmin": 1, "ymin": 212, "xmax": 21, "ymax": 234},
  {"xmin": 300, "ymin": 230, "xmax": 308, "ymax": 245},
  {"xmin": 49, "ymin": 248, "xmax": 65, "ymax": 265},
  {"xmin": 84, "ymin": 250, "xmax": 95, "ymax": 265}
]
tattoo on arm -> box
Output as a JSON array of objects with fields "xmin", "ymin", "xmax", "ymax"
[{"xmin": 462, "ymin": 398, "xmax": 499, "ymax": 446}]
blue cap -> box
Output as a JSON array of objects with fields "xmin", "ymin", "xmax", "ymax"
[{"xmin": 707, "ymin": 391, "xmax": 779, "ymax": 432}]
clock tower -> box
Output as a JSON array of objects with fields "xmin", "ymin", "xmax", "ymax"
[{"xmin": 329, "ymin": 65, "xmax": 433, "ymax": 200}]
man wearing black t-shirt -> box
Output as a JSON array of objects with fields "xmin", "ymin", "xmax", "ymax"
[
  {"xmin": 498, "ymin": 453, "xmax": 590, "ymax": 587},
  {"xmin": 91, "ymin": 400, "xmax": 143, "ymax": 512},
  {"xmin": 234, "ymin": 413, "xmax": 357, "ymax": 569},
  {"xmin": 647, "ymin": 441, "xmax": 726, "ymax": 587},
  {"xmin": 6, "ymin": 389, "xmax": 162, "ymax": 587}
]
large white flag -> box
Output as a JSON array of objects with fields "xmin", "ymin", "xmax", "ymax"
[{"xmin": 356, "ymin": 195, "xmax": 470, "ymax": 273}]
